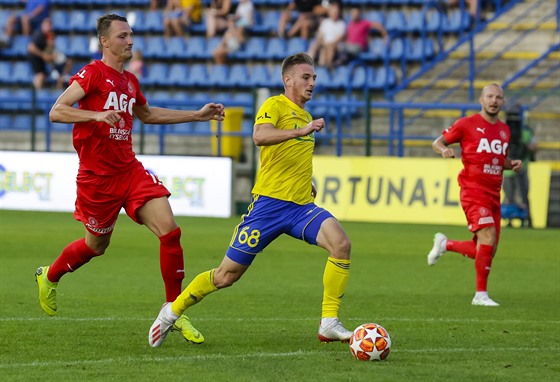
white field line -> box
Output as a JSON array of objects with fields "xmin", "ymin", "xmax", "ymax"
[
  {"xmin": 1, "ymin": 347, "xmax": 559, "ymax": 370},
  {"xmin": 0, "ymin": 316, "xmax": 559, "ymax": 324}
]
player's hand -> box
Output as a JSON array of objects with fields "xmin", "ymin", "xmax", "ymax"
[
  {"xmin": 302, "ymin": 118, "xmax": 325, "ymax": 136},
  {"xmin": 441, "ymin": 147, "xmax": 456, "ymax": 158},
  {"xmin": 96, "ymin": 110, "xmax": 126, "ymax": 127},
  {"xmin": 199, "ymin": 103, "xmax": 225, "ymax": 121},
  {"xmin": 511, "ymin": 159, "xmax": 523, "ymax": 173}
]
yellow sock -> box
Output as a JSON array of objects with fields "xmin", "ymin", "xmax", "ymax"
[
  {"xmin": 322, "ymin": 257, "xmax": 350, "ymax": 318},
  {"xmin": 171, "ymin": 269, "xmax": 218, "ymax": 316}
]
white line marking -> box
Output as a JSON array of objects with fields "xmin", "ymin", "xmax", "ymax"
[{"xmin": 1, "ymin": 347, "xmax": 558, "ymax": 369}]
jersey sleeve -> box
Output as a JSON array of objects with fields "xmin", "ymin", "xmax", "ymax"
[
  {"xmin": 254, "ymin": 98, "xmax": 280, "ymax": 127},
  {"xmin": 129, "ymin": 72, "xmax": 147, "ymax": 107},
  {"xmin": 69, "ymin": 62, "xmax": 101, "ymax": 94},
  {"xmin": 442, "ymin": 117, "xmax": 465, "ymax": 145}
]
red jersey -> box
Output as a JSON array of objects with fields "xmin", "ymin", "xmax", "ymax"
[
  {"xmin": 69, "ymin": 60, "xmax": 147, "ymax": 175},
  {"xmin": 443, "ymin": 113, "xmax": 511, "ymax": 196}
]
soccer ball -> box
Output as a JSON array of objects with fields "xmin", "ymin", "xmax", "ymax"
[{"xmin": 349, "ymin": 323, "xmax": 391, "ymax": 361}]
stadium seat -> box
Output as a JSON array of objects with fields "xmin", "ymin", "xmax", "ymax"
[
  {"xmin": 252, "ymin": 10, "xmax": 280, "ymax": 35},
  {"xmin": 265, "ymin": 38, "xmax": 287, "ymax": 60},
  {"xmin": 184, "ymin": 36, "xmax": 206, "ymax": 59},
  {"xmin": 389, "ymin": 38, "xmax": 404, "ymax": 61},
  {"xmin": 235, "ymin": 37, "xmax": 266, "ymax": 60},
  {"xmin": 143, "ymin": 11, "xmax": 164, "ymax": 33},
  {"xmin": 405, "ymin": 38, "xmax": 435, "ymax": 61},
  {"xmin": 185, "ymin": 64, "xmax": 208, "ymax": 87},
  {"xmin": 360, "ymin": 39, "xmax": 386, "ymax": 62},
  {"xmin": 0, "ymin": 114, "xmax": 11, "ymax": 129},
  {"xmin": 350, "ymin": 66, "xmax": 368, "ymax": 89},
  {"xmin": 0, "ymin": 62, "xmax": 12, "ymax": 84},
  {"xmin": 228, "ymin": 64, "xmax": 251, "ymax": 88},
  {"xmin": 405, "ymin": 10, "xmax": 425, "ymax": 33},
  {"xmin": 426, "ymin": 9, "xmax": 443, "ymax": 32},
  {"xmin": 268, "ymin": 65, "xmax": 284, "ymax": 88},
  {"xmin": 143, "ymin": 63, "xmax": 169, "ymax": 86},
  {"xmin": 385, "ymin": 10, "xmax": 406, "ymax": 34},
  {"xmin": 12, "ymin": 62, "xmax": 33, "ymax": 85},
  {"xmin": 201, "ymin": 37, "xmax": 222, "ymax": 60},
  {"xmin": 314, "ymin": 66, "xmax": 332, "ymax": 87},
  {"xmin": 166, "ymin": 37, "xmax": 188, "ymax": 59},
  {"xmin": 286, "ymin": 37, "xmax": 308, "ymax": 55},
  {"xmin": 143, "ymin": 36, "xmax": 166, "ymax": 59},
  {"xmin": 68, "ymin": 10, "xmax": 90, "ymax": 33},
  {"xmin": 51, "ymin": 10, "xmax": 70, "ymax": 33},
  {"xmin": 443, "ymin": 9, "xmax": 470, "ymax": 33},
  {"xmin": 167, "ymin": 63, "xmax": 189, "ymax": 87},
  {"xmin": 1, "ymin": 35, "xmax": 31, "ymax": 58},
  {"xmin": 365, "ymin": 10, "xmax": 385, "ymax": 25},
  {"xmin": 328, "ymin": 66, "xmax": 351, "ymax": 90},
  {"xmin": 250, "ymin": 64, "xmax": 271, "ymax": 87},
  {"xmin": 54, "ymin": 35, "xmax": 70, "ymax": 56},
  {"xmin": 12, "ymin": 115, "xmax": 32, "ymax": 130},
  {"xmin": 207, "ymin": 64, "xmax": 230, "ymax": 88},
  {"xmin": 67, "ymin": 35, "xmax": 91, "ymax": 58}
]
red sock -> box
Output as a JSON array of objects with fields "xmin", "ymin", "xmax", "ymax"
[
  {"xmin": 47, "ymin": 238, "xmax": 101, "ymax": 282},
  {"xmin": 160, "ymin": 227, "xmax": 185, "ymax": 302},
  {"xmin": 475, "ymin": 244, "xmax": 494, "ymax": 292},
  {"xmin": 446, "ymin": 240, "xmax": 476, "ymax": 259}
]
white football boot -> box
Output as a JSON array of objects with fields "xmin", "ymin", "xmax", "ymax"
[
  {"xmin": 149, "ymin": 302, "xmax": 179, "ymax": 347},
  {"xmin": 317, "ymin": 318, "xmax": 352, "ymax": 343},
  {"xmin": 427, "ymin": 233, "xmax": 447, "ymax": 266},
  {"xmin": 472, "ymin": 294, "xmax": 500, "ymax": 307}
]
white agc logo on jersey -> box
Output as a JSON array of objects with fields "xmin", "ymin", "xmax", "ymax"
[
  {"xmin": 476, "ymin": 138, "xmax": 508, "ymax": 155},
  {"xmin": 103, "ymin": 91, "xmax": 136, "ymax": 115}
]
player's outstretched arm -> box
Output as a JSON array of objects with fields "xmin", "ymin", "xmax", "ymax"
[
  {"xmin": 253, "ymin": 118, "xmax": 325, "ymax": 146},
  {"xmin": 50, "ymin": 81, "xmax": 102, "ymax": 124},
  {"xmin": 134, "ymin": 102, "xmax": 225, "ymax": 125}
]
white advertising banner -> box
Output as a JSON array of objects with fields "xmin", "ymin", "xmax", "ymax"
[{"xmin": 0, "ymin": 151, "xmax": 232, "ymax": 218}]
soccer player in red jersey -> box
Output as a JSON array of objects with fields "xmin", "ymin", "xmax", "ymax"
[
  {"xmin": 34, "ymin": 13, "xmax": 225, "ymax": 343},
  {"xmin": 427, "ymin": 83, "xmax": 522, "ymax": 307}
]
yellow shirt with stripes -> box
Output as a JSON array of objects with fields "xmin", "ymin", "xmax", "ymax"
[{"xmin": 251, "ymin": 94, "xmax": 315, "ymax": 205}]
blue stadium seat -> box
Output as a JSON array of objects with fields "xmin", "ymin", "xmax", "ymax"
[
  {"xmin": 385, "ymin": 10, "xmax": 406, "ymax": 34},
  {"xmin": 86, "ymin": 10, "xmax": 105, "ymax": 33},
  {"xmin": 67, "ymin": 35, "xmax": 91, "ymax": 58},
  {"xmin": 207, "ymin": 64, "xmax": 230, "ymax": 87},
  {"xmin": 201, "ymin": 37, "xmax": 222, "ymax": 60},
  {"xmin": 350, "ymin": 66, "xmax": 368, "ymax": 89},
  {"xmin": 328, "ymin": 66, "xmax": 351, "ymax": 90},
  {"xmin": 1, "ymin": 35, "xmax": 31, "ymax": 58},
  {"xmin": 166, "ymin": 37, "xmax": 188, "ymax": 59},
  {"xmin": 185, "ymin": 64, "xmax": 208, "ymax": 87},
  {"xmin": 231, "ymin": 92, "xmax": 254, "ymax": 112},
  {"xmin": 268, "ymin": 65, "xmax": 284, "ymax": 88},
  {"xmin": 443, "ymin": 9, "xmax": 471, "ymax": 33},
  {"xmin": 389, "ymin": 38, "xmax": 404, "ymax": 61},
  {"xmin": 405, "ymin": 10, "xmax": 425, "ymax": 33},
  {"xmin": 405, "ymin": 38, "xmax": 435, "ymax": 61},
  {"xmin": 426, "ymin": 9, "xmax": 443, "ymax": 32},
  {"xmin": 167, "ymin": 63, "xmax": 189, "ymax": 87},
  {"xmin": 365, "ymin": 10, "xmax": 385, "ymax": 25},
  {"xmin": 235, "ymin": 37, "xmax": 266, "ymax": 60},
  {"xmin": 250, "ymin": 64, "xmax": 271, "ymax": 87},
  {"xmin": 228, "ymin": 64, "xmax": 251, "ymax": 88},
  {"xmin": 286, "ymin": 37, "xmax": 308, "ymax": 55},
  {"xmin": 68, "ymin": 10, "xmax": 90, "ymax": 33},
  {"xmin": 252, "ymin": 10, "xmax": 280, "ymax": 35},
  {"xmin": 264, "ymin": 38, "xmax": 287, "ymax": 60},
  {"xmin": 0, "ymin": 114, "xmax": 11, "ymax": 129},
  {"xmin": 360, "ymin": 39, "xmax": 386, "ymax": 62},
  {"xmin": 306, "ymin": 92, "xmax": 331, "ymax": 119},
  {"xmin": 51, "ymin": 10, "xmax": 70, "ymax": 33},
  {"xmin": 143, "ymin": 36, "xmax": 166, "ymax": 59},
  {"xmin": 314, "ymin": 66, "xmax": 332, "ymax": 87},
  {"xmin": 132, "ymin": 35, "xmax": 146, "ymax": 53},
  {"xmin": 143, "ymin": 63, "xmax": 169, "ymax": 86},
  {"xmin": 184, "ymin": 36, "xmax": 206, "ymax": 59},
  {"xmin": 12, "ymin": 115, "xmax": 32, "ymax": 131},
  {"xmin": 12, "ymin": 62, "xmax": 33, "ymax": 85},
  {"xmin": 0, "ymin": 62, "xmax": 12, "ymax": 84},
  {"xmin": 54, "ymin": 35, "xmax": 70, "ymax": 56},
  {"xmin": 143, "ymin": 11, "xmax": 164, "ymax": 33}
]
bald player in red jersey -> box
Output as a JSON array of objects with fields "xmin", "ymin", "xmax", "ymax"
[
  {"xmin": 427, "ymin": 83, "xmax": 522, "ymax": 307},
  {"xmin": 34, "ymin": 13, "xmax": 224, "ymax": 343}
]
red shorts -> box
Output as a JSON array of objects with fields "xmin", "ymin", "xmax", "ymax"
[
  {"xmin": 74, "ymin": 162, "xmax": 171, "ymax": 236},
  {"xmin": 460, "ymin": 188, "xmax": 501, "ymax": 244}
]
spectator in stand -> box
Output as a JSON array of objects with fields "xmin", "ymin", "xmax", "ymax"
[
  {"xmin": 205, "ymin": 0, "xmax": 234, "ymax": 39},
  {"xmin": 277, "ymin": 0, "xmax": 322, "ymax": 39},
  {"xmin": 150, "ymin": 0, "xmax": 167, "ymax": 10},
  {"xmin": 336, "ymin": 7, "xmax": 387, "ymax": 65},
  {"xmin": 307, "ymin": 3, "xmax": 345, "ymax": 69},
  {"xmin": 1, "ymin": 0, "xmax": 50, "ymax": 46},
  {"xmin": 163, "ymin": 0, "xmax": 202, "ymax": 38},
  {"xmin": 27, "ymin": 17, "xmax": 72, "ymax": 89},
  {"xmin": 212, "ymin": 0, "xmax": 254, "ymax": 64}
]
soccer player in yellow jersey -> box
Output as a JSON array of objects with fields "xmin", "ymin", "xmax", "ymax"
[{"xmin": 149, "ymin": 52, "xmax": 353, "ymax": 347}]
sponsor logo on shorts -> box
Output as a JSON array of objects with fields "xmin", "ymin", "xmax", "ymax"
[
  {"xmin": 478, "ymin": 216, "xmax": 495, "ymax": 225},
  {"xmin": 86, "ymin": 217, "xmax": 115, "ymax": 234}
]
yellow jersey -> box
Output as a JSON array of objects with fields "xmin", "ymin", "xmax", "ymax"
[{"xmin": 251, "ymin": 94, "xmax": 316, "ymax": 205}]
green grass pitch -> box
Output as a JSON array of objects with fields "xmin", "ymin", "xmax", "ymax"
[{"xmin": 0, "ymin": 209, "xmax": 558, "ymax": 381}]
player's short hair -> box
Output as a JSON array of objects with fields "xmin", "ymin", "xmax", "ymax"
[
  {"xmin": 97, "ymin": 13, "xmax": 128, "ymax": 40},
  {"xmin": 281, "ymin": 53, "xmax": 314, "ymax": 76}
]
